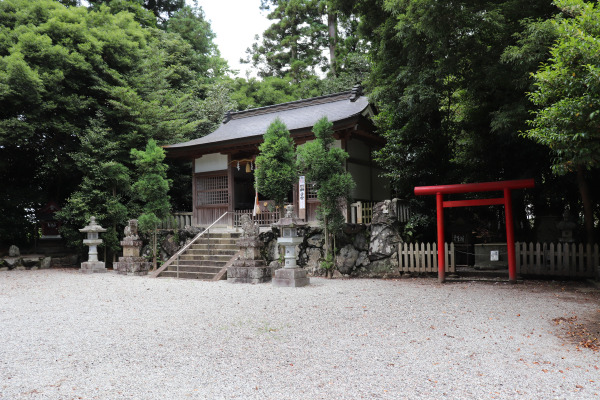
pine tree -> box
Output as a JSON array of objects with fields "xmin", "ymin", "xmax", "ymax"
[
  {"xmin": 56, "ymin": 114, "xmax": 131, "ymax": 263},
  {"xmin": 254, "ymin": 118, "xmax": 297, "ymax": 213},
  {"xmin": 296, "ymin": 116, "xmax": 354, "ymax": 276},
  {"xmin": 131, "ymin": 139, "xmax": 172, "ymax": 269}
]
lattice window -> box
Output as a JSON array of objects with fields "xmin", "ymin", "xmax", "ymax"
[
  {"xmin": 196, "ymin": 175, "xmax": 228, "ymax": 206},
  {"xmin": 307, "ymin": 182, "xmax": 318, "ymax": 200}
]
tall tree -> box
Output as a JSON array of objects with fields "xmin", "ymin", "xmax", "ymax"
[
  {"xmin": 165, "ymin": 3, "xmax": 228, "ymax": 77},
  {"xmin": 87, "ymin": 0, "xmax": 184, "ymax": 24},
  {"xmin": 0, "ymin": 0, "xmax": 225, "ymax": 246},
  {"xmin": 56, "ymin": 114, "xmax": 131, "ymax": 263},
  {"xmin": 0, "ymin": 0, "xmax": 149, "ymax": 246},
  {"xmin": 243, "ymin": 0, "xmax": 329, "ymax": 81},
  {"xmin": 243, "ymin": 0, "xmax": 367, "ymax": 84},
  {"xmin": 296, "ymin": 116, "xmax": 355, "ymax": 274},
  {"xmin": 525, "ymin": 0, "xmax": 600, "ymax": 242},
  {"xmin": 346, "ymin": 0, "xmax": 557, "ymax": 239},
  {"xmin": 131, "ymin": 139, "xmax": 171, "ymax": 269},
  {"xmin": 254, "ymin": 118, "xmax": 297, "ymax": 212}
]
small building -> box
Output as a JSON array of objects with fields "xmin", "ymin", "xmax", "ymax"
[{"xmin": 164, "ymin": 86, "xmax": 389, "ymax": 227}]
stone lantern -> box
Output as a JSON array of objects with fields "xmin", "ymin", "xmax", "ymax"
[
  {"xmin": 272, "ymin": 205, "xmax": 310, "ymax": 287},
  {"xmin": 79, "ymin": 216, "xmax": 107, "ymax": 274}
]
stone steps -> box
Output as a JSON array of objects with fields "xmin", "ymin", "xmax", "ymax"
[
  {"xmin": 156, "ymin": 232, "xmax": 240, "ymax": 280},
  {"xmin": 167, "ymin": 265, "xmax": 223, "ymax": 273},
  {"xmin": 158, "ymin": 270, "xmax": 220, "ymax": 280},
  {"xmin": 178, "ymin": 254, "xmax": 235, "ymax": 262}
]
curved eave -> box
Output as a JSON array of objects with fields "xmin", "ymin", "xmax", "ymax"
[{"xmin": 165, "ymin": 114, "xmax": 381, "ymax": 160}]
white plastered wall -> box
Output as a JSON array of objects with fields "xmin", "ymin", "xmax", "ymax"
[{"xmin": 195, "ymin": 153, "xmax": 228, "ymax": 173}]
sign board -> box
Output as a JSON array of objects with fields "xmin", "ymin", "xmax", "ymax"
[
  {"xmin": 299, "ymin": 176, "xmax": 306, "ymax": 220},
  {"xmin": 299, "ymin": 176, "xmax": 306, "ymax": 210},
  {"xmin": 490, "ymin": 250, "xmax": 499, "ymax": 262}
]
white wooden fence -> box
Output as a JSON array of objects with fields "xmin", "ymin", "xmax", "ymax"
[
  {"xmin": 350, "ymin": 199, "xmax": 411, "ymax": 225},
  {"xmin": 233, "ymin": 209, "xmax": 280, "ymax": 227},
  {"xmin": 350, "ymin": 201, "xmax": 375, "ymax": 224},
  {"xmin": 516, "ymin": 242, "xmax": 599, "ymax": 278},
  {"xmin": 398, "ymin": 242, "xmax": 455, "ymax": 273},
  {"xmin": 158, "ymin": 212, "xmax": 193, "ymax": 229}
]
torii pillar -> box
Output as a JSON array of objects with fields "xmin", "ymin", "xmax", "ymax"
[{"xmin": 415, "ymin": 179, "xmax": 535, "ymax": 283}]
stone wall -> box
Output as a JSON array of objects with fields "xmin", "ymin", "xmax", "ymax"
[
  {"xmin": 138, "ymin": 200, "xmax": 406, "ymax": 278},
  {"xmin": 1, "ymin": 200, "xmax": 404, "ymax": 278},
  {"xmin": 0, "ymin": 254, "xmax": 78, "ymax": 271},
  {"xmin": 257, "ymin": 200, "xmax": 404, "ymax": 278}
]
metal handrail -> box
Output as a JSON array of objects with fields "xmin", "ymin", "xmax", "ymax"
[{"xmin": 151, "ymin": 211, "xmax": 232, "ymax": 278}]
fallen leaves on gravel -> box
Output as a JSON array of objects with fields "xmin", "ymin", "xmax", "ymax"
[{"xmin": 553, "ymin": 316, "xmax": 599, "ymax": 351}]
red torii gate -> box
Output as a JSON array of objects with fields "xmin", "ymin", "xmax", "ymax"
[{"xmin": 414, "ymin": 179, "xmax": 535, "ymax": 283}]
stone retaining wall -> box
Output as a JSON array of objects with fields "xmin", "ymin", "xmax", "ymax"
[
  {"xmin": 0, "ymin": 254, "xmax": 79, "ymax": 271},
  {"xmin": 152, "ymin": 200, "xmax": 405, "ymax": 278},
  {"xmin": 1, "ymin": 200, "xmax": 404, "ymax": 278}
]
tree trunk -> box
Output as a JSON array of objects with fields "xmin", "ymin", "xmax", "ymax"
[
  {"xmin": 328, "ymin": 11, "xmax": 337, "ymax": 77},
  {"xmin": 577, "ymin": 165, "xmax": 595, "ymax": 243},
  {"xmin": 324, "ymin": 215, "xmax": 331, "ymax": 277},
  {"xmin": 152, "ymin": 227, "xmax": 158, "ymax": 271}
]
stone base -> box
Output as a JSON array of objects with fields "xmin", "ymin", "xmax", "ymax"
[
  {"xmin": 272, "ymin": 268, "xmax": 310, "ymax": 287},
  {"xmin": 227, "ymin": 264, "xmax": 271, "ymax": 284},
  {"xmin": 120, "ymin": 240, "xmax": 143, "ymax": 257},
  {"xmin": 114, "ymin": 256, "xmax": 150, "ymax": 276},
  {"xmin": 80, "ymin": 261, "xmax": 107, "ymax": 274}
]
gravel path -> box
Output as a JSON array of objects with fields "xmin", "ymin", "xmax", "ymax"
[{"xmin": 1, "ymin": 269, "xmax": 599, "ymax": 400}]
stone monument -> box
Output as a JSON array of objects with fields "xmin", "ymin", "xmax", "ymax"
[
  {"xmin": 227, "ymin": 214, "xmax": 271, "ymax": 283},
  {"xmin": 79, "ymin": 216, "xmax": 107, "ymax": 273},
  {"xmin": 557, "ymin": 208, "xmax": 577, "ymax": 243},
  {"xmin": 272, "ymin": 205, "xmax": 310, "ymax": 287},
  {"xmin": 114, "ymin": 219, "xmax": 150, "ymax": 276}
]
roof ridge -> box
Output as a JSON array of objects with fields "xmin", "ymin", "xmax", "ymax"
[{"xmin": 225, "ymin": 90, "xmax": 354, "ymax": 122}]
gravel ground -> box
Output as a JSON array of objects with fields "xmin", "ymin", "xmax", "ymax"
[{"xmin": 1, "ymin": 269, "xmax": 600, "ymax": 400}]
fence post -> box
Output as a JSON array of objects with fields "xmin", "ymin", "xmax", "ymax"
[{"xmin": 357, "ymin": 202, "xmax": 363, "ymax": 224}]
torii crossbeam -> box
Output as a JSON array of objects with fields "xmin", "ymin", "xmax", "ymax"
[{"xmin": 414, "ymin": 179, "xmax": 535, "ymax": 283}]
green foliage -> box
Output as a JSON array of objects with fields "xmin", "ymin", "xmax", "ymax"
[
  {"xmin": 244, "ymin": 0, "xmax": 329, "ymax": 81},
  {"xmin": 320, "ymin": 251, "xmax": 334, "ymax": 273},
  {"xmin": 0, "ymin": 0, "xmax": 225, "ymax": 244},
  {"xmin": 56, "ymin": 113, "xmax": 131, "ymax": 259},
  {"xmin": 525, "ymin": 0, "xmax": 600, "ymax": 175},
  {"xmin": 87, "ymin": 0, "xmax": 184, "ymax": 24},
  {"xmin": 254, "ymin": 118, "xmax": 297, "ymax": 210},
  {"xmin": 336, "ymin": 0, "xmax": 561, "ymax": 239},
  {"xmin": 228, "ymin": 75, "xmax": 322, "ymax": 109},
  {"xmin": 87, "ymin": 0, "xmax": 157, "ymax": 27},
  {"xmin": 320, "ymin": 52, "xmax": 371, "ymax": 94},
  {"xmin": 165, "ymin": 3, "xmax": 228, "ymax": 77},
  {"xmin": 194, "ymin": 82, "xmax": 237, "ymax": 138},
  {"xmin": 297, "ymin": 117, "xmax": 355, "ymax": 254},
  {"xmin": 131, "ymin": 139, "xmax": 171, "ymax": 232}
]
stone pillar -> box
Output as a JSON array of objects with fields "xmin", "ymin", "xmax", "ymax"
[
  {"xmin": 228, "ymin": 215, "xmax": 271, "ymax": 284},
  {"xmin": 114, "ymin": 220, "xmax": 150, "ymax": 276}
]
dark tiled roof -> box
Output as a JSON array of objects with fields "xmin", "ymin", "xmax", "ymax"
[{"xmin": 166, "ymin": 89, "xmax": 371, "ymax": 150}]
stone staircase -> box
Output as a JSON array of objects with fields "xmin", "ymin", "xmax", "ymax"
[{"xmin": 157, "ymin": 232, "xmax": 240, "ymax": 280}]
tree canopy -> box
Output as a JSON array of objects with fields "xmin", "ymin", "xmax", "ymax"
[
  {"xmin": 2, "ymin": 0, "xmax": 599, "ymax": 249},
  {"xmin": 525, "ymin": 0, "xmax": 600, "ymax": 242},
  {"xmin": 0, "ymin": 0, "xmax": 226, "ymax": 247},
  {"xmin": 526, "ymin": 0, "xmax": 600, "ymax": 175},
  {"xmin": 254, "ymin": 118, "xmax": 297, "ymax": 211},
  {"xmin": 296, "ymin": 116, "xmax": 354, "ymax": 262}
]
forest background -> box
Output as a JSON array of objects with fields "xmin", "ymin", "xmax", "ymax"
[{"xmin": 1, "ymin": 0, "xmax": 598, "ymax": 263}]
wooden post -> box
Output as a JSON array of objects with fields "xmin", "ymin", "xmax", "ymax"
[
  {"xmin": 436, "ymin": 193, "xmax": 445, "ymax": 283},
  {"xmin": 504, "ymin": 188, "xmax": 517, "ymax": 283}
]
